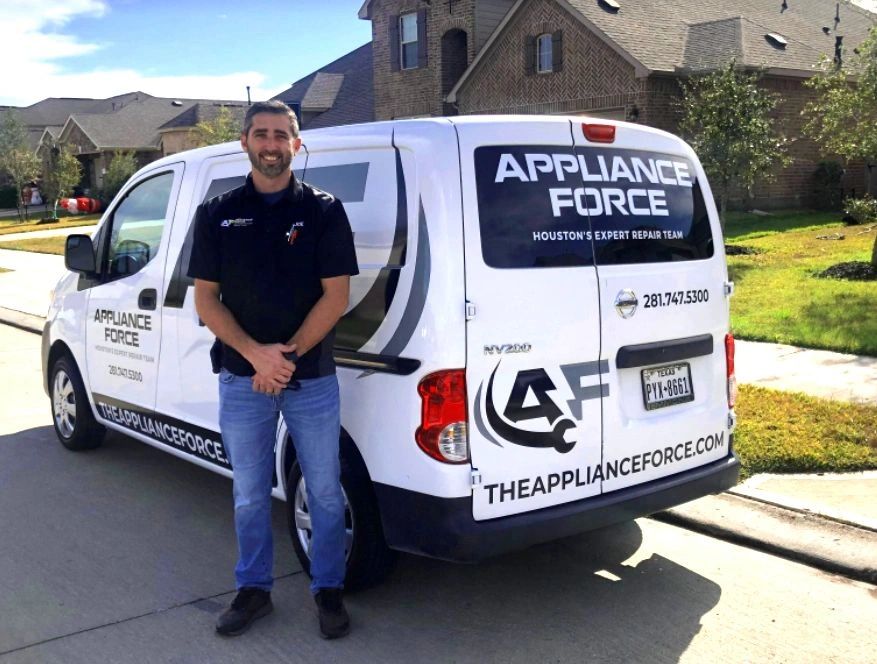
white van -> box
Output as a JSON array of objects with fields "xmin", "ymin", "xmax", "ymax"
[{"xmin": 43, "ymin": 116, "xmax": 739, "ymax": 589}]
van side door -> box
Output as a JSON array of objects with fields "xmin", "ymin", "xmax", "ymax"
[{"xmin": 85, "ymin": 164, "xmax": 184, "ymax": 421}]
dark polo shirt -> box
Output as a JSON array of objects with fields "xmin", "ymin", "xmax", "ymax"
[{"xmin": 187, "ymin": 174, "xmax": 359, "ymax": 379}]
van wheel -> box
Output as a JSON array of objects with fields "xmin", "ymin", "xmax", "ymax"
[
  {"xmin": 286, "ymin": 453, "xmax": 396, "ymax": 592},
  {"xmin": 50, "ymin": 355, "xmax": 105, "ymax": 450}
]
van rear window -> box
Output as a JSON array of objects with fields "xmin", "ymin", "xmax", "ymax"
[{"xmin": 474, "ymin": 146, "xmax": 714, "ymax": 268}]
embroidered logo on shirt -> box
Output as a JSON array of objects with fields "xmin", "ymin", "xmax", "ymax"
[
  {"xmin": 287, "ymin": 221, "xmax": 305, "ymax": 245},
  {"xmin": 220, "ymin": 218, "xmax": 254, "ymax": 227}
]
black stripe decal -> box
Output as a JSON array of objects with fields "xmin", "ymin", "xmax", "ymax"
[
  {"xmin": 379, "ymin": 198, "xmax": 430, "ymax": 356},
  {"xmin": 335, "ymin": 136, "xmax": 409, "ymax": 350},
  {"xmin": 91, "ymin": 393, "xmax": 231, "ymax": 470},
  {"xmin": 474, "ymin": 382, "xmax": 503, "ymax": 448}
]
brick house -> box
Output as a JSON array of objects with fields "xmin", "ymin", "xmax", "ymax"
[
  {"xmin": 345, "ymin": 0, "xmax": 876, "ymax": 207},
  {"xmin": 27, "ymin": 94, "xmax": 247, "ymax": 194}
]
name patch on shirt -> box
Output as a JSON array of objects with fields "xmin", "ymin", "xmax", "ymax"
[{"xmin": 220, "ymin": 218, "xmax": 254, "ymax": 227}]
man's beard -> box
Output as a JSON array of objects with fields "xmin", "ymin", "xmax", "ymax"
[{"xmin": 247, "ymin": 147, "xmax": 291, "ymax": 178}]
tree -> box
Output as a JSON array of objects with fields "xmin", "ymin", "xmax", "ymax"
[
  {"xmin": 101, "ymin": 149, "xmax": 138, "ymax": 202},
  {"xmin": 678, "ymin": 62, "xmax": 791, "ymax": 228},
  {"xmin": 803, "ymin": 25, "xmax": 877, "ymax": 267},
  {"xmin": 41, "ymin": 143, "xmax": 82, "ymax": 219},
  {"xmin": 191, "ymin": 106, "xmax": 241, "ymax": 147},
  {"xmin": 0, "ymin": 111, "xmax": 40, "ymax": 221}
]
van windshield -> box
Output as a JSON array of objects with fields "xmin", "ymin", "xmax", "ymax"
[{"xmin": 474, "ymin": 145, "xmax": 714, "ymax": 268}]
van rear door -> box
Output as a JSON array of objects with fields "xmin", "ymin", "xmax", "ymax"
[
  {"xmin": 456, "ymin": 118, "xmax": 604, "ymax": 520},
  {"xmin": 571, "ymin": 122, "xmax": 732, "ymax": 493}
]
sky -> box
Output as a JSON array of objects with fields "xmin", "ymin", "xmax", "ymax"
[
  {"xmin": 0, "ymin": 0, "xmax": 372, "ymax": 107},
  {"xmin": 1, "ymin": 0, "xmax": 876, "ymax": 108}
]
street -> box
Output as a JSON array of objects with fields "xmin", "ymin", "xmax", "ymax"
[{"xmin": 1, "ymin": 323, "xmax": 875, "ymax": 664}]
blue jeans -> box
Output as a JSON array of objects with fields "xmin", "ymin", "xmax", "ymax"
[{"xmin": 218, "ymin": 370, "xmax": 346, "ymax": 594}]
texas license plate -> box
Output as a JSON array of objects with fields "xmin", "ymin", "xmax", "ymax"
[{"xmin": 642, "ymin": 363, "xmax": 694, "ymax": 410}]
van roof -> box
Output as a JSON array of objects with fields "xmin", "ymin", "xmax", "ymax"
[{"xmin": 141, "ymin": 115, "xmax": 684, "ymax": 174}]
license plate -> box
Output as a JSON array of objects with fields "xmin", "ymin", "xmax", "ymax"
[{"xmin": 642, "ymin": 363, "xmax": 694, "ymax": 411}]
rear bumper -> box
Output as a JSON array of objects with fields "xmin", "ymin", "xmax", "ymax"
[{"xmin": 374, "ymin": 452, "xmax": 740, "ymax": 562}]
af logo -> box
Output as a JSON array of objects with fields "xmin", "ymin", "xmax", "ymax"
[{"xmin": 475, "ymin": 360, "xmax": 608, "ymax": 454}]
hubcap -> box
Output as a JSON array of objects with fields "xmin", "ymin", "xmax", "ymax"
[
  {"xmin": 294, "ymin": 476, "xmax": 354, "ymax": 562},
  {"xmin": 52, "ymin": 369, "xmax": 76, "ymax": 438}
]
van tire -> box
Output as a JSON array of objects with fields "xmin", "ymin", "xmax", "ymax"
[
  {"xmin": 286, "ymin": 453, "xmax": 396, "ymax": 592},
  {"xmin": 50, "ymin": 355, "xmax": 105, "ymax": 450}
]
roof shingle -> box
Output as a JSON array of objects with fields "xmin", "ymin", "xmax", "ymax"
[
  {"xmin": 273, "ymin": 42, "xmax": 374, "ymax": 129},
  {"xmin": 562, "ymin": 0, "xmax": 875, "ymax": 73}
]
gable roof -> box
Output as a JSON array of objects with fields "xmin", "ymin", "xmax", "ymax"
[
  {"xmin": 14, "ymin": 92, "xmax": 152, "ymax": 127},
  {"xmin": 301, "ymin": 73, "xmax": 346, "ymax": 112},
  {"xmin": 449, "ymin": 0, "xmax": 876, "ymax": 101},
  {"xmin": 61, "ymin": 97, "xmax": 248, "ymax": 151},
  {"xmin": 272, "ymin": 42, "xmax": 374, "ymax": 129},
  {"xmin": 568, "ymin": 0, "xmax": 873, "ymax": 73},
  {"xmin": 157, "ymin": 102, "xmax": 248, "ymax": 131}
]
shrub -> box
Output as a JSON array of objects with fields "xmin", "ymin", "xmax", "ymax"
[
  {"xmin": 0, "ymin": 185, "xmax": 17, "ymax": 208},
  {"xmin": 812, "ymin": 161, "xmax": 844, "ymax": 210},
  {"xmin": 843, "ymin": 195, "xmax": 877, "ymax": 225}
]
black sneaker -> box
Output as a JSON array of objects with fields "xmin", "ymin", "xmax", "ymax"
[
  {"xmin": 215, "ymin": 587, "xmax": 273, "ymax": 636},
  {"xmin": 314, "ymin": 587, "xmax": 350, "ymax": 639}
]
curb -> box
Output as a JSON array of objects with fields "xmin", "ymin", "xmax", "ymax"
[
  {"xmin": 728, "ymin": 483, "xmax": 877, "ymax": 534},
  {"xmin": 0, "ymin": 307, "xmax": 44, "ymax": 334},
  {"xmin": 653, "ymin": 493, "xmax": 877, "ymax": 586}
]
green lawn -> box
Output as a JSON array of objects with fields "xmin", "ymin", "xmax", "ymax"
[
  {"xmin": 0, "ymin": 236, "xmax": 66, "ymax": 254},
  {"xmin": 0, "ymin": 214, "xmax": 101, "ymax": 236},
  {"xmin": 0, "ymin": 221, "xmax": 161, "ymax": 257},
  {"xmin": 725, "ymin": 211, "xmax": 877, "ymax": 356},
  {"xmin": 735, "ymin": 384, "xmax": 877, "ymax": 478}
]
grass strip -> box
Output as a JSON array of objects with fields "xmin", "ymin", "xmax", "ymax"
[
  {"xmin": 734, "ymin": 384, "xmax": 877, "ymax": 478},
  {"xmin": 0, "ymin": 236, "xmax": 66, "ymax": 255},
  {"xmin": 0, "ymin": 215, "xmax": 100, "ymax": 236}
]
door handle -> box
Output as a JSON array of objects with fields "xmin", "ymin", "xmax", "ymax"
[{"xmin": 138, "ymin": 288, "xmax": 157, "ymax": 311}]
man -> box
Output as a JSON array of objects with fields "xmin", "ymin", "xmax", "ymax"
[{"xmin": 188, "ymin": 100, "xmax": 358, "ymax": 639}]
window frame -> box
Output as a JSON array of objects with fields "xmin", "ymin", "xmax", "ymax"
[
  {"xmin": 400, "ymin": 12, "xmax": 419, "ymax": 70},
  {"xmin": 98, "ymin": 170, "xmax": 176, "ymax": 282},
  {"xmin": 536, "ymin": 33, "xmax": 553, "ymax": 74}
]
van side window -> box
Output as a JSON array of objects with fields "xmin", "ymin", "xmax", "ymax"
[{"xmin": 105, "ymin": 172, "xmax": 175, "ymax": 279}]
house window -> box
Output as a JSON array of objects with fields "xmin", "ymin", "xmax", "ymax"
[
  {"xmin": 400, "ymin": 13, "xmax": 419, "ymax": 70},
  {"xmin": 536, "ymin": 34, "xmax": 553, "ymax": 73}
]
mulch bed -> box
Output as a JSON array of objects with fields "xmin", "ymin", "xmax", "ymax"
[{"xmin": 817, "ymin": 261, "xmax": 877, "ymax": 281}]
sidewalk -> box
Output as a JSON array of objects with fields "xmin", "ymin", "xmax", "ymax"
[{"xmin": 0, "ymin": 247, "xmax": 874, "ymax": 583}]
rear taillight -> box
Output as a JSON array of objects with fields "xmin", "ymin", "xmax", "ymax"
[
  {"xmin": 725, "ymin": 333, "xmax": 738, "ymax": 408},
  {"xmin": 582, "ymin": 123, "xmax": 616, "ymax": 143},
  {"xmin": 416, "ymin": 370, "xmax": 469, "ymax": 464}
]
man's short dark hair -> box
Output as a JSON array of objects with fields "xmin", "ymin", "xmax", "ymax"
[{"xmin": 242, "ymin": 101, "xmax": 300, "ymax": 138}]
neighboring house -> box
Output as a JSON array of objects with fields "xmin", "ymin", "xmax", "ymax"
[
  {"xmin": 343, "ymin": 0, "xmax": 876, "ymax": 206},
  {"xmin": 11, "ymin": 92, "xmax": 144, "ymax": 153},
  {"xmin": 272, "ymin": 43, "xmax": 374, "ymax": 129},
  {"xmin": 20, "ymin": 93, "xmax": 248, "ymax": 194},
  {"xmin": 158, "ymin": 103, "xmax": 248, "ymax": 155}
]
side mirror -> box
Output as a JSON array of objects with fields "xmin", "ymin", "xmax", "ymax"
[{"xmin": 65, "ymin": 234, "xmax": 97, "ymax": 275}]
